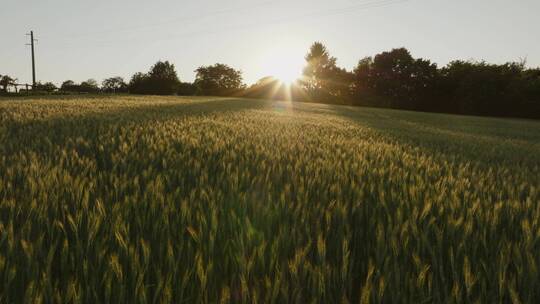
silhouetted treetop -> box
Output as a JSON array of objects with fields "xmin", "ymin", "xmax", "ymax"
[
  {"xmin": 128, "ymin": 61, "xmax": 181, "ymax": 95},
  {"xmin": 194, "ymin": 63, "xmax": 244, "ymax": 96},
  {"xmin": 302, "ymin": 42, "xmax": 352, "ymax": 103},
  {"xmin": 102, "ymin": 77, "xmax": 127, "ymax": 93}
]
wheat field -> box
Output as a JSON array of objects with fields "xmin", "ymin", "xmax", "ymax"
[{"xmin": 1, "ymin": 95, "xmax": 539, "ymax": 303}]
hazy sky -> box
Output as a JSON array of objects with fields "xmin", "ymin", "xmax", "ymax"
[{"xmin": 1, "ymin": 0, "xmax": 539, "ymax": 86}]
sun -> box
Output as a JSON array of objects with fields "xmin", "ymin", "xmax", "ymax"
[
  {"xmin": 260, "ymin": 49, "xmax": 304, "ymax": 85},
  {"xmin": 268, "ymin": 64, "xmax": 301, "ymax": 85}
]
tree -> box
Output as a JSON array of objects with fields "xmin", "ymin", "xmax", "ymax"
[
  {"xmin": 61, "ymin": 80, "xmax": 79, "ymax": 92},
  {"xmin": 128, "ymin": 72, "xmax": 150, "ymax": 94},
  {"xmin": 302, "ymin": 42, "xmax": 352, "ymax": 103},
  {"xmin": 177, "ymin": 82, "xmax": 197, "ymax": 96},
  {"xmin": 147, "ymin": 61, "xmax": 181, "ymax": 95},
  {"xmin": 353, "ymin": 57, "xmax": 374, "ymax": 92},
  {"xmin": 440, "ymin": 60, "xmax": 528, "ymax": 116},
  {"xmin": 79, "ymin": 79, "xmax": 100, "ymax": 93},
  {"xmin": 523, "ymin": 68, "xmax": 540, "ymax": 102},
  {"xmin": 351, "ymin": 57, "xmax": 391, "ymax": 107},
  {"xmin": 194, "ymin": 63, "xmax": 244, "ymax": 96},
  {"xmin": 102, "ymin": 77, "xmax": 127, "ymax": 93},
  {"xmin": 353, "ymin": 48, "xmax": 438, "ymax": 110},
  {"xmin": 34, "ymin": 82, "xmax": 57, "ymax": 92},
  {"xmin": 0, "ymin": 75, "xmax": 16, "ymax": 93},
  {"xmin": 128, "ymin": 61, "xmax": 180, "ymax": 95},
  {"xmin": 521, "ymin": 68, "xmax": 540, "ymax": 118}
]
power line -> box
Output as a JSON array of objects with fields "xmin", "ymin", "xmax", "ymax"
[
  {"xmin": 52, "ymin": 0, "xmax": 412, "ymax": 49},
  {"xmin": 158, "ymin": 0, "xmax": 412, "ymax": 42},
  {"xmin": 42, "ymin": 0, "xmax": 285, "ymax": 41}
]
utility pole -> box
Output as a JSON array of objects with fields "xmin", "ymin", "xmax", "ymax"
[{"xmin": 26, "ymin": 31, "xmax": 37, "ymax": 88}]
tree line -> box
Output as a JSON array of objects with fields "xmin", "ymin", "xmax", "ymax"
[
  {"xmin": 2, "ymin": 42, "xmax": 539, "ymax": 118},
  {"xmin": 293, "ymin": 43, "xmax": 540, "ymax": 119},
  {"xmin": 12, "ymin": 62, "xmax": 246, "ymax": 97}
]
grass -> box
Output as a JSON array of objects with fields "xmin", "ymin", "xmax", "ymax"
[{"xmin": 1, "ymin": 95, "xmax": 539, "ymax": 303}]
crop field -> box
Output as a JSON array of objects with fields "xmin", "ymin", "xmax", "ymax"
[{"xmin": 0, "ymin": 95, "xmax": 539, "ymax": 303}]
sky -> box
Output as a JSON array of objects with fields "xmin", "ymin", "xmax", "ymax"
[{"xmin": 1, "ymin": 0, "xmax": 540, "ymax": 86}]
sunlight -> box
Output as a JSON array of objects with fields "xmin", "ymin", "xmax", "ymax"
[
  {"xmin": 268, "ymin": 65, "xmax": 300, "ymax": 85},
  {"xmin": 260, "ymin": 49, "xmax": 304, "ymax": 85}
]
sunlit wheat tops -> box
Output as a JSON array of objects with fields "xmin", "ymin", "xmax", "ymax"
[{"xmin": 0, "ymin": 95, "xmax": 539, "ymax": 303}]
